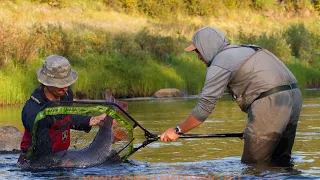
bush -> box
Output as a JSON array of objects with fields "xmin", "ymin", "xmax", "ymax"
[
  {"xmin": 66, "ymin": 28, "xmax": 110, "ymax": 56},
  {"xmin": 285, "ymin": 23, "xmax": 316, "ymax": 66},
  {"xmin": 134, "ymin": 28, "xmax": 178, "ymax": 61},
  {"xmin": 185, "ymin": 0, "xmax": 214, "ymax": 16},
  {"xmin": 112, "ymin": 31, "xmax": 140, "ymax": 58},
  {"xmin": 38, "ymin": 24, "xmax": 69, "ymax": 57},
  {"xmin": 30, "ymin": 0, "xmax": 66, "ymax": 8},
  {"xmin": 233, "ymin": 27, "xmax": 292, "ymax": 63},
  {"xmin": 0, "ymin": 22, "xmax": 43, "ymax": 66},
  {"xmin": 313, "ymin": 0, "xmax": 320, "ymax": 11},
  {"xmin": 137, "ymin": 0, "xmax": 185, "ymax": 19},
  {"xmin": 103, "ymin": 0, "xmax": 124, "ymax": 12},
  {"xmin": 252, "ymin": 0, "xmax": 278, "ymax": 10},
  {"xmin": 255, "ymin": 32, "xmax": 292, "ymax": 62}
]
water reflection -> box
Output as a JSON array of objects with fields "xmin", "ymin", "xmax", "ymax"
[{"xmin": 0, "ymin": 105, "xmax": 23, "ymax": 131}]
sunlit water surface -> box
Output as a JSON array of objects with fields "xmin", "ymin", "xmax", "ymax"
[{"xmin": 0, "ymin": 90, "xmax": 319, "ymax": 179}]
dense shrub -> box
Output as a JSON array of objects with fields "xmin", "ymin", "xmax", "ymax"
[
  {"xmin": 284, "ymin": 23, "xmax": 319, "ymax": 66},
  {"xmin": 134, "ymin": 28, "xmax": 182, "ymax": 61},
  {"xmin": 137, "ymin": 0, "xmax": 184, "ymax": 19},
  {"xmin": 313, "ymin": 0, "xmax": 320, "ymax": 11},
  {"xmin": 0, "ymin": 22, "xmax": 43, "ymax": 66},
  {"xmin": 252, "ymin": 0, "xmax": 277, "ymax": 10},
  {"xmin": 234, "ymin": 28, "xmax": 292, "ymax": 62},
  {"xmin": 255, "ymin": 32, "xmax": 292, "ymax": 62},
  {"xmin": 31, "ymin": 0, "xmax": 66, "ymax": 8},
  {"xmin": 233, "ymin": 23, "xmax": 320, "ymax": 65},
  {"xmin": 66, "ymin": 28, "xmax": 110, "ymax": 56},
  {"xmin": 103, "ymin": 0, "xmax": 124, "ymax": 12},
  {"xmin": 39, "ymin": 24, "xmax": 69, "ymax": 56},
  {"xmin": 185, "ymin": 0, "xmax": 214, "ymax": 16}
]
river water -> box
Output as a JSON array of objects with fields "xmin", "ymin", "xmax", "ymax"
[{"xmin": 0, "ymin": 90, "xmax": 319, "ymax": 179}]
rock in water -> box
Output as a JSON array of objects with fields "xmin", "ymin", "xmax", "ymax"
[{"xmin": 0, "ymin": 126, "xmax": 22, "ymax": 152}]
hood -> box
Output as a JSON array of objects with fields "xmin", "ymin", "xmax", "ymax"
[{"xmin": 192, "ymin": 26, "xmax": 230, "ymax": 64}]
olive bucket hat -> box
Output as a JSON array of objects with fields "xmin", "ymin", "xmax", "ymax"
[{"xmin": 36, "ymin": 55, "xmax": 78, "ymax": 88}]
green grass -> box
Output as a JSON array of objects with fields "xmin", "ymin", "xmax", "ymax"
[
  {"xmin": 0, "ymin": 62, "xmax": 40, "ymax": 105},
  {"xmin": 287, "ymin": 63, "xmax": 320, "ymax": 88}
]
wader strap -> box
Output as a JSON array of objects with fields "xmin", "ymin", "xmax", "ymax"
[
  {"xmin": 253, "ymin": 83, "xmax": 298, "ymax": 102},
  {"xmin": 239, "ymin": 44, "xmax": 261, "ymax": 51},
  {"xmin": 222, "ymin": 44, "xmax": 261, "ymax": 52},
  {"xmin": 254, "ymin": 83, "xmax": 298, "ymax": 102},
  {"xmin": 247, "ymin": 83, "xmax": 298, "ymax": 110}
]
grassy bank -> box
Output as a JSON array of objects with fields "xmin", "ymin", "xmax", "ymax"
[{"xmin": 0, "ymin": 0, "xmax": 320, "ymax": 105}]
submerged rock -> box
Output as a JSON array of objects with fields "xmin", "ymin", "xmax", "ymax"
[{"xmin": 0, "ymin": 126, "xmax": 22, "ymax": 153}]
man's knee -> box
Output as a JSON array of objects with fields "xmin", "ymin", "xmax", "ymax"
[
  {"xmin": 242, "ymin": 131, "xmax": 280, "ymax": 164},
  {"xmin": 271, "ymin": 124, "xmax": 298, "ymax": 165}
]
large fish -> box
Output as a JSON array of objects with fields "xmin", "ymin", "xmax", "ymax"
[{"xmin": 19, "ymin": 91, "xmax": 128, "ymax": 170}]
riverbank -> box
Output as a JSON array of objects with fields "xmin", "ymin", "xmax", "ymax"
[{"xmin": 0, "ymin": 0, "xmax": 320, "ymax": 105}]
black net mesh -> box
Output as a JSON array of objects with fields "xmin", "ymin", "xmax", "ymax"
[{"xmin": 23, "ymin": 99, "xmax": 136, "ymax": 169}]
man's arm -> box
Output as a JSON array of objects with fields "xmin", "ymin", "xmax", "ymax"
[
  {"xmin": 160, "ymin": 66, "xmax": 232, "ymax": 141},
  {"xmin": 70, "ymin": 115, "xmax": 92, "ymax": 132},
  {"xmin": 22, "ymin": 100, "xmax": 40, "ymax": 133},
  {"xmin": 70, "ymin": 114, "xmax": 107, "ymax": 132},
  {"xmin": 192, "ymin": 66, "xmax": 232, "ymax": 121}
]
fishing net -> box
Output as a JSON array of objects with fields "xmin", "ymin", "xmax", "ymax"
[{"xmin": 24, "ymin": 93, "xmax": 141, "ymax": 168}]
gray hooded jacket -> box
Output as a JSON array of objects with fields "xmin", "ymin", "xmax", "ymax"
[{"xmin": 191, "ymin": 26, "xmax": 297, "ymax": 121}]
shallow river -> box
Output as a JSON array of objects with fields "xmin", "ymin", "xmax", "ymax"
[{"xmin": 0, "ymin": 90, "xmax": 319, "ymax": 179}]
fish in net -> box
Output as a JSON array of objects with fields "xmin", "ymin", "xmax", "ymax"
[{"xmin": 18, "ymin": 92, "xmax": 137, "ymax": 170}]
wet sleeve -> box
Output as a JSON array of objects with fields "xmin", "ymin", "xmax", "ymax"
[
  {"xmin": 192, "ymin": 66, "xmax": 232, "ymax": 122},
  {"xmin": 34, "ymin": 118, "xmax": 54, "ymax": 156},
  {"xmin": 70, "ymin": 115, "xmax": 92, "ymax": 133}
]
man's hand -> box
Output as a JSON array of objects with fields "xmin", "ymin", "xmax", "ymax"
[
  {"xmin": 160, "ymin": 114, "xmax": 203, "ymax": 142},
  {"xmin": 240, "ymin": 129, "xmax": 245, "ymax": 140},
  {"xmin": 89, "ymin": 114, "xmax": 107, "ymax": 126},
  {"xmin": 160, "ymin": 127, "xmax": 180, "ymax": 142}
]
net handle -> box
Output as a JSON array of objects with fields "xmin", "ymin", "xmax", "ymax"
[
  {"xmin": 125, "ymin": 133, "xmax": 243, "ymax": 159},
  {"xmin": 155, "ymin": 133, "xmax": 243, "ymax": 138},
  {"xmin": 45, "ymin": 100, "xmax": 243, "ymax": 160}
]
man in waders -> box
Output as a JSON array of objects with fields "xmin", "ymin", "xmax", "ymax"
[
  {"xmin": 160, "ymin": 26, "xmax": 302, "ymax": 166},
  {"xmin": 18, "ymin": 55, "xmax": 109, "ymax": 163}
]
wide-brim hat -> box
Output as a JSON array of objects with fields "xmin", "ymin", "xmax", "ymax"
[{"xmin": 36, "ymin": 55, "xmax": 78, "ymax": 88}]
